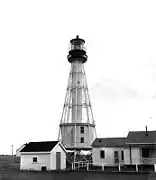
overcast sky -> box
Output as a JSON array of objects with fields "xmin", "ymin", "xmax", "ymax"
[{"xmin": 0, "ymin": 0, "xmax": 156, "ymax": 154}]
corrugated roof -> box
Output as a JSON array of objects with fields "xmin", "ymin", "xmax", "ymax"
[
  {"xmin": 20, "ymin": 141, "xmax": 59, "ymax": 152},
  {"xmin": 126, "ymin": 131, "xmax": 156, "ymax": 144},
  {"xmin": 92, "ymin": 138, "xmax": 126, "ymax": 147}
]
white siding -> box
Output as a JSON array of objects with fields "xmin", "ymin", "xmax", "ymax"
[
  {"xmin": 131, "ymin": 148, "xmax": 141, "ymax": 164},
  {"xmin": 50, "ymin": 143, "xmax": 66, "ymax": 170},
  {"xmin": 20, "ymin": 153, "xmax": 50, "ymax": 171},
  {"xmin": 20, "ymin": 143, "xmax": 66, "ymax": 171},
  {"xmin": 124, "ymin": 147, "xmax": 141, "ymax": 165},
  {"xmin": 92, "ymin": 147, "xmax": 124, "ymax": 166},
  {"xmin": 124, "ymin": 148, "xmax": 130, "ymax": 164},
  {"xmin": 61, "ymin": 125, "xmax": 95, "ymax": 149}
]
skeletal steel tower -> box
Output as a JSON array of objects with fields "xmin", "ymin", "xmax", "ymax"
[{"xmin": 58, "ymin": 36, "xmax": 96, "ymax": 151}]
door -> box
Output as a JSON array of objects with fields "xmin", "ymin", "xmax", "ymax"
[
  {"xmin": 114, "ymin": 151, "xmax": 119, "ymax": 163},
  {"xmin": 56, "ymin": 152, "xmax": 61, "ymax": 170}
]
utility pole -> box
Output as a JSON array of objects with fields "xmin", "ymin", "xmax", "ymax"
[{"xmin": 11, "ymin": 144, "xmax": 14, "ymax": 156}]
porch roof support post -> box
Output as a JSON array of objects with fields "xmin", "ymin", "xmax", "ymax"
[
  {"xmin": 154, "ymin": 164, "xmax": 156, "ymax": 172},
  {"xmin": 136, "ymin": 164, "xmax": 138, "ymax": 172},
  {"xmin": 87, "ymin": 163, "xmax": 89, "ymax": 171},
  {"xmin": 129, "ymin": 145, "xmax": 132, "ymax": 164},
  {"xmin": 119, "ymin": 163, "xmax": 121, "ymax": 172}
]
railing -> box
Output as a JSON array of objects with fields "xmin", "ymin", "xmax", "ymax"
[
  {"xmin": 141, "ymin": 157, "xmax": 156, "ymax": 164},
  {"xmin": 71, "ymin": 161, "xmax": 125, "ymax": 171},
  {"xmin": 72, "ymin": 160, "xmax": 92, "ymax": 170}
]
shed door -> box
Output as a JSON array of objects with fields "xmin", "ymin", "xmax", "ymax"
[{"xmin": 56, "ymin": 152, "xmax": 61, "ymax": 170}]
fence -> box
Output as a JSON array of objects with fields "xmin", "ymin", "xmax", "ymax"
[
  {"xmin": 72, "ymin": 160, "xmax": 92, "ymax": 170},
  {"xmin": 142, "ymin": 157, "xmax": 156, "ymax": 164},
  {"xmin": 71, "ymin": 161, "xmax": 156, "ymax": 172}
]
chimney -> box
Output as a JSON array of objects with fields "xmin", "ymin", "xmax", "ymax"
[{"xmin": 145, "ymin": 126, "xmax": 148, "ymax": 136}]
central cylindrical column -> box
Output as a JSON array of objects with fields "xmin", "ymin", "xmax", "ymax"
[{"xmin": 71, "ymin": 60, "xmax": 83, "ymax": 123}]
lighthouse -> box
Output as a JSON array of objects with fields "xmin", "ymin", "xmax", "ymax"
[{"xmin": 58, "ymin": 36, "xmax": 96, "ymax": 151}]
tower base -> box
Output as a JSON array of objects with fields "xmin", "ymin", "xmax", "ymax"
[{"xmin": 66, "ymin": 149, "xmax": 93, "ymax": 170}]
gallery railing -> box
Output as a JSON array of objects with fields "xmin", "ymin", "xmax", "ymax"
[{"xmin": 141, "ymin": 157, "xmax": 156, "ymax": 164}]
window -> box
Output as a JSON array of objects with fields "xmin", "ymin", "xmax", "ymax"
[
  {"xmin": 80, "ymin": 137, "xmax": 84, "ymax": 143},
  {"xmin": 114, "ymin": 151, "xmax": 119, "ymax": 163},
  {"xmin": 114, "ymin": 151, "xmax": 118, "ymax": 157},
  {"xmin": 33, "ymin": 157, "xmax": 37, "ymax": 163},
  {"xmin": 142, "ymin": 148, "xmax": 150, "ymax": 158},
  {"xmin": 80, "ymin": 126, "xmax": 84, "ymax": 134},
  {"xmin": 121, "ymin": 151, "xmax": 124, "ymax": 161},
  {"xmin": 100, "ymin": 150, "xmax": 105, "ymax": 159}
]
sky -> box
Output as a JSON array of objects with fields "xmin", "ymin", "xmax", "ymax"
[{"xmin": 0, "ymin": 0, "xmax": 156, "ymax": 154}]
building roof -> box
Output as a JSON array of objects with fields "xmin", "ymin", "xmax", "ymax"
[
  {"xmin": 92, "ymin": 138, "xmax": 126, "ymax": 147},
  {"xmin": 126, "ymin": 131, "xmax": 156, "ymax": 144},
  {"xmin": 20, "ymin": 141, "xmax": 59, "ymax": 152},
  {"xmin": 16, "ymin": 144, "xmax": 26, "ymax": 152}
]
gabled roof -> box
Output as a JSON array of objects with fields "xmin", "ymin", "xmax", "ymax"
[
  {"xmin": 92, "ymin": 138, "xmax": 126, "ymax": 148},
  {"xmin": 16, "ymin": 144, "xmax": 26, "ymax": 152},
  {"xmin": 126, "ymin": 131, "xmax": 156, "ymax": 144},
  {"xmin": 20, "ymin": 141, "xmax": 59, "ymax": 152}
]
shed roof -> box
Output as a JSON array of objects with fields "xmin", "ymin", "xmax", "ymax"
[
  {"xmin": 92, "ymin": 138, "xmax": 126, "ymax": 147},
  {"xmin": 126, "ymin": 131, "xmax": 156, "ymax": 144},
  {"xmin": 20, "ymin": 141, "xmax": 59, "ymax": 152},
  {"xmin": 16, "ymin": 144, "xmax": 26, "ymax": 152}
]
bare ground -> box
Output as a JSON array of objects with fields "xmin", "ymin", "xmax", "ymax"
[
  {"xmin": 0, "ymin": 171, "xmax": 156, "ymax": 180},
  {"xmin": 0, "ymin": 156, "xmax": 156, "ymax": 180}
]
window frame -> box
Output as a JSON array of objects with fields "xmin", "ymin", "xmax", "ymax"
[
  {"xmin": 142, "ymin": 148, "xmax": 150, "ymax": 158},
  {"xmin": 121, "ymin": 150, "xmax": 124, "ymax": 161},
  {"xmin": 100, "ymin": 150, "xmax": 105, "ymax": 159},
  {"xmin": 33, "ymin": 157, "xmax": 38, "ymax": 163},
  {"xmin": 80, "ymin": 137, "xmax": 84, "ymax": 143},
  {"xmin": 80, "ymin": 126, "xmax": 84, "ymax": 134}
]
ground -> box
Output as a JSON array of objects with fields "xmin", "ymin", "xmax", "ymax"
[
  {"xmin": 0, "ymin": 155, "xmax": 156, "ymax": 180},
  {"xmin": 0, "ymin": 171, "xmax": 156, "ymax": 180},
  {"xmin": 0, "ymin": 155, "xmax": 20, "ymax": 170}
]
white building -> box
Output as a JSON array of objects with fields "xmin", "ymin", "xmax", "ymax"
[
  {"xmin": 124, "ymin": 131, "xmax": 156, "ymax": 165},
  {"xmin": 92, "ymin": 130, "xmax": 156, "ymax": 168},
  {"xmin": 92, "ymin": 138, "xmax": 126, "ymax": 166},
  {"xmin": 20, "ymin": 141, "xmax": 67, "ymax": 171}
]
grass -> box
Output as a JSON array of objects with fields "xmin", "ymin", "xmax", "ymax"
[
  {"xmin": 0, "ymin": 170, "xmax": 156, "ymax": 180},
  {"xmin": 0, "ymin": 155, "xmax": 156, "ymax": 180},
  {"xmin": 0, "ymin": 155, "xmax": 20, "ymax": 170}
]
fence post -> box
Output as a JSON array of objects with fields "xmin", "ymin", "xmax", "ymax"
[
  {"xmin": 154, "ymin": 164, "xmax": 156, "ymax": 172},
  {"xmin": 136, "ymin": 164, "xmax": 138, "ymax": 172},
  {"xmin": 74, "ymin": 162, "xmax": 75, "ymax": 170},
  {"xmin": 72, "ymin": 163, "xmax": 73, "ymax": 170},
  {"xmin": 87, "ymin": 163, "xmax": 89, "ymax": 171},
  {"xmin": 102, "ymin": 164, "xmax": 104, "ymax": 171},
  {"xmin": 119, "ymin": 163, "xmax": 121, "ymax": 172},
  {"xmin": 78, "ymin": 162, "xmax": 79, "ymax": 169}
]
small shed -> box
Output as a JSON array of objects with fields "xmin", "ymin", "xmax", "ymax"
[
  {"xmin": 92, "ymin": 137, "xmax": 126, "ymax": 166},
  {"xmin": 20, "ymin": 141, "xmax": 66, "ymax": 171}
]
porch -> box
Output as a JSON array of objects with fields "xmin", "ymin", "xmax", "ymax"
[{"xmin": 140, "ymin": 146, "xmax": 156, "ymax": 165}]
